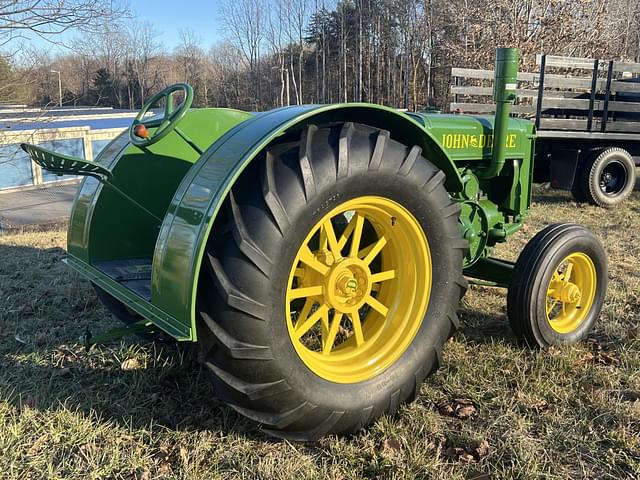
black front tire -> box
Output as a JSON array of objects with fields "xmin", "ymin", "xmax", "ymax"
[
  {"xmin": 507, "ymin": 224, "xmax": 607, "ymax": 348},
  {"xmin": 197, "ymin": 122, "xmax": 468, "ymax": 440}
]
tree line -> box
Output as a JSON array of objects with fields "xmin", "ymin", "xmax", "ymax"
[{"xmin": 4, "ymin": 0, "xmax": 640, "ymax": 112}]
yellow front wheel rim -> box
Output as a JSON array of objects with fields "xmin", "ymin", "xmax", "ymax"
[
  {"xmin": 546, "ymin": 252, "xmax": 597, "ymax": 334},
  {"xmin": 285, "ymin": 196, "xmax": 432, "ymax": 384}
]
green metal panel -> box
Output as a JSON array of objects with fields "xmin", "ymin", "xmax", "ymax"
[
  {"xmin": 65, "ymin": 255, "xmax": 191, "ymax": 340},
  {"xmin": 413, "ymin": 114, "xmax": 532, "ymax": 162},
  {"xmin": 67, "ymin": 109, "xmax": 253, "ymax": 264},
  {"xmin": 151, "ymin": 103, "xmax": 462, "ymax": 340}
]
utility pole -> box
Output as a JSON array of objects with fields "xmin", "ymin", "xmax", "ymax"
[{"xmin": 50, "ymin": 70, "xmax": 62, "ymax": 107}]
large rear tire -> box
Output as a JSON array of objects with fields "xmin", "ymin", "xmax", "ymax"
[{"xmin": 197, "ymin": 122, "xmax": 467, "ymax": 440}]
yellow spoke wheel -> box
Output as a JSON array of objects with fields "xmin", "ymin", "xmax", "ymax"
[
  {"xmin": 507, "ymin": 223, "xmax": 607, "ymax": 348},
  {"xmin": 286, "ymin": 196, "xmax": 431, "ymax": 383},
  {"xmin": 546, "ymin": 253, "xmax": 597, "ymax": 334}
]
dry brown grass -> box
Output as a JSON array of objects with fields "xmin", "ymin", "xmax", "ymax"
[{"xmin": 0, "ymin": 188, "xmax": 638, "ymax": 479}]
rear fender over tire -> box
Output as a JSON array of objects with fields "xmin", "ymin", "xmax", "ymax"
[
  {"xmin": 197, "ymin": 122, "xmax": 467, "ymax": 439},
  {"xmin": 151, "ymin": 104, "xmax": 462, "ymax": 341}
]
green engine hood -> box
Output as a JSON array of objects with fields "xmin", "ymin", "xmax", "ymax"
[{"xmin": 408, "ymin": 113, "xmax": 534, "ymax": 162}]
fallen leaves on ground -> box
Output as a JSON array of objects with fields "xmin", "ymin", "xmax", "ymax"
[
  {"xmin": 443, "ymin": 440, "xmax": 490, "ymax": 464},
  {"xmin": 529, "ymin": 399, "xmax": 549, "ymax": 413},
  {"xmin": 156, "ymin": 443, "xmax": 176, "ymax": 475},
  {"xmin": 379, "ymin": 437, "xmax": 402, "ymax": 459},
  {"xmin": 437, "ymin": 398, "xmax": 477, "ymax": 420},
  {"xmin": 580, "ymin": 339, "xmax": 620, "ymax": 366},
  {"xmin": 516, "ymin": 392, "xmax": 550, "ymax": 414},
  {"xmin": 27, "ymin": 434, "xmax": 49, "ymax": 455},
  {"xmin": 121, "ymin": 358, "xmax": 142, "ymax": 371}
]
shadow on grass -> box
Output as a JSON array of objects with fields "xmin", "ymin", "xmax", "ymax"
[
  {"xmin": 0, "ymin": 346, "xmax": 265, "ymax": 439},
  {"xmin": 456, "ymin": 307, "xmax": 520, "ymax": 347},
  {"xmin": 0, "ymin": 242, "xmax": 264, "ymax": 440}
]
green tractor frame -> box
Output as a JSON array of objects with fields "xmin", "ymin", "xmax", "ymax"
[{"xmin": 22, "ymin": 48, "xmax": 608, "ymax": 440}]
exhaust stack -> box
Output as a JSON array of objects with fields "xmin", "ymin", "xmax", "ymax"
[{"xmin": 480, "ymin": 47, "xmax": 519, "ymax": 178}]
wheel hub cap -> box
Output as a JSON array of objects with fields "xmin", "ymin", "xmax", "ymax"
[
  {"xmin": 546, "ymin": 252, "xmax": 597, "ymax": 334},
  {"xmin": 326, "ymin": 259, "xmax": 371, "ymax": 312},
  {"xmin": 599, "ymin": 160, "xmax": 628, "ymax": 195},
  {"xmin": 549, "ymin": 281, "xmax": 582, "ymax": 304}
]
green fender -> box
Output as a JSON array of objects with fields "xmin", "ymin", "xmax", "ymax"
[{"xmin": 151, "ymin": 103, "xmax": 463, "ymax": 340}]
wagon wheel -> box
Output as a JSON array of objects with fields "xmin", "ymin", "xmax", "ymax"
[
  {"xmin": 197, "ymin": 122, "xmax": 468, "ymax": 440},
  {"xmin": 580, "ymin": 147, "xmax": 636, "ymax": 207}
]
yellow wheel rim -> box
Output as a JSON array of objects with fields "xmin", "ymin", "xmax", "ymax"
[
  {"xmin": 546, "ymin": 252, "xmax": 597, "ymax": 334},
  {"xmin": 285, "ymin": 196, "xmax": 432, "ymax": 384}
]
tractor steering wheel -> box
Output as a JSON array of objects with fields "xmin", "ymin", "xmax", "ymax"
[{"xmin": 129, "ymin": 83, "xmax": 194, "ymax": 147}]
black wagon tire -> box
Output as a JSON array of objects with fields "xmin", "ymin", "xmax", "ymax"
[
  {"xmin": 507, "ymin": 224, "xmax": 607, "ymax": 348},
  {"xmin": 197, "ymin": 122, "xmax": 468, "ymax": 440},
  {"xmin": 581, "ymin": 147, "xmax": 636, "ymax": 207}
]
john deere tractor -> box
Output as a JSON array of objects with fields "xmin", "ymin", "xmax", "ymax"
[{"xmin": 22, "ymin": 48, "xmax": 608, "ymax": 440}]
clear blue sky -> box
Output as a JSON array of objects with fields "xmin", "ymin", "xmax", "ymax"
[
  {"xmin": 131, "ymin": 0, "xmax": 224, "ymax": 49},
  {"xmin": 12, "ymin": 0, "xmax": 226, "ymax": 56}
]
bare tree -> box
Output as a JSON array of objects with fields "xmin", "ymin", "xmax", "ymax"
[
  {"xmin": 290, "ymin": 0, "xmax": 308, "ymax": 104},
  {"xmin": 266, "ymin": 0, "xmax": 288, "ymax": 106},
  {"xmin": 0, "ymin": 0, "xmax": 129, "ymax": 47},
  {"xmin": 220, "ymin": 0, "xmax": 265, "ymax": 109},
  {"xmin": 174, "ymin": 28, "xmax": 206, "ymax": 105},
  {"xmin": 125, "ymin": 21, "xmax": 162, "ymax": 108},
  {"xmin": 10, "ymin": 0, "xmax": 640, "ymax": 114}
]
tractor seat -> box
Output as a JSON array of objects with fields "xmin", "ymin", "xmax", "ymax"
[
  {"xmin": 21, "ymin": 143, "xmax": 113, "ymax": 180},
  {"xmin": 21, "ymin": 142, "xmax": 162, "ymax": 224}
]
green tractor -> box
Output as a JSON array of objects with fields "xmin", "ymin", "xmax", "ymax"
[{"xmin": 22, "ymin": 48, "xmax": 608, "ymax": 440}]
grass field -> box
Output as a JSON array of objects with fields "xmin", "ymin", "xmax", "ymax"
[{"xmin": 0, "ymin": 188, "xmax": 639, "ymax": 479}]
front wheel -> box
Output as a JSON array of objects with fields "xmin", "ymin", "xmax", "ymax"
[
  {"xmin": 507, "ymin": 224, "xmax": 608, "ymax": 348},
  {"xmin": 197, "ymin": 123, "xmax": 467, "ymax": 440}
]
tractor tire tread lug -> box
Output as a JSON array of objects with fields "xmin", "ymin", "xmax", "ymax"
[
  {"xmin": 299, "ymin": 125, "xmax": 318, "ymax": 200},
  {"xmin": 228, "ymin": 188, "xmax": 273, "ymax": 276},
  {"xmin": 368, "ymin": 129, "xmax": 389, "ymax": 170},
  {"xmin": 200, "ymin": 310, "xmax": 272, "ymax": 360},
  {"xmin": 206, "ymin": 361, "xmax": 291, "ymax": 401},
  {"xmin": 231, "ymin": 401, "xmax": 317, "ymax": 429},
  {"xmin": 422, "ymin": 169, "xmax": 446, "ymax": 193},
  {"xmin": 207, "ymin": 253, "xmax": 266, "ymax": 320},
  {"xmin": 262, "ymin": 150, "xmax": 291, "ymax": 233},
  {"xmin": 399, "ymin": 145, "xmax": 422, "ymax": 176},
  {"xmin": 338, "ymin": 122, "xmax": 354, "ymax": 179},
  {"xmin": 264, "ymin": 410, "xmax": 345, "ymax": 442}
]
